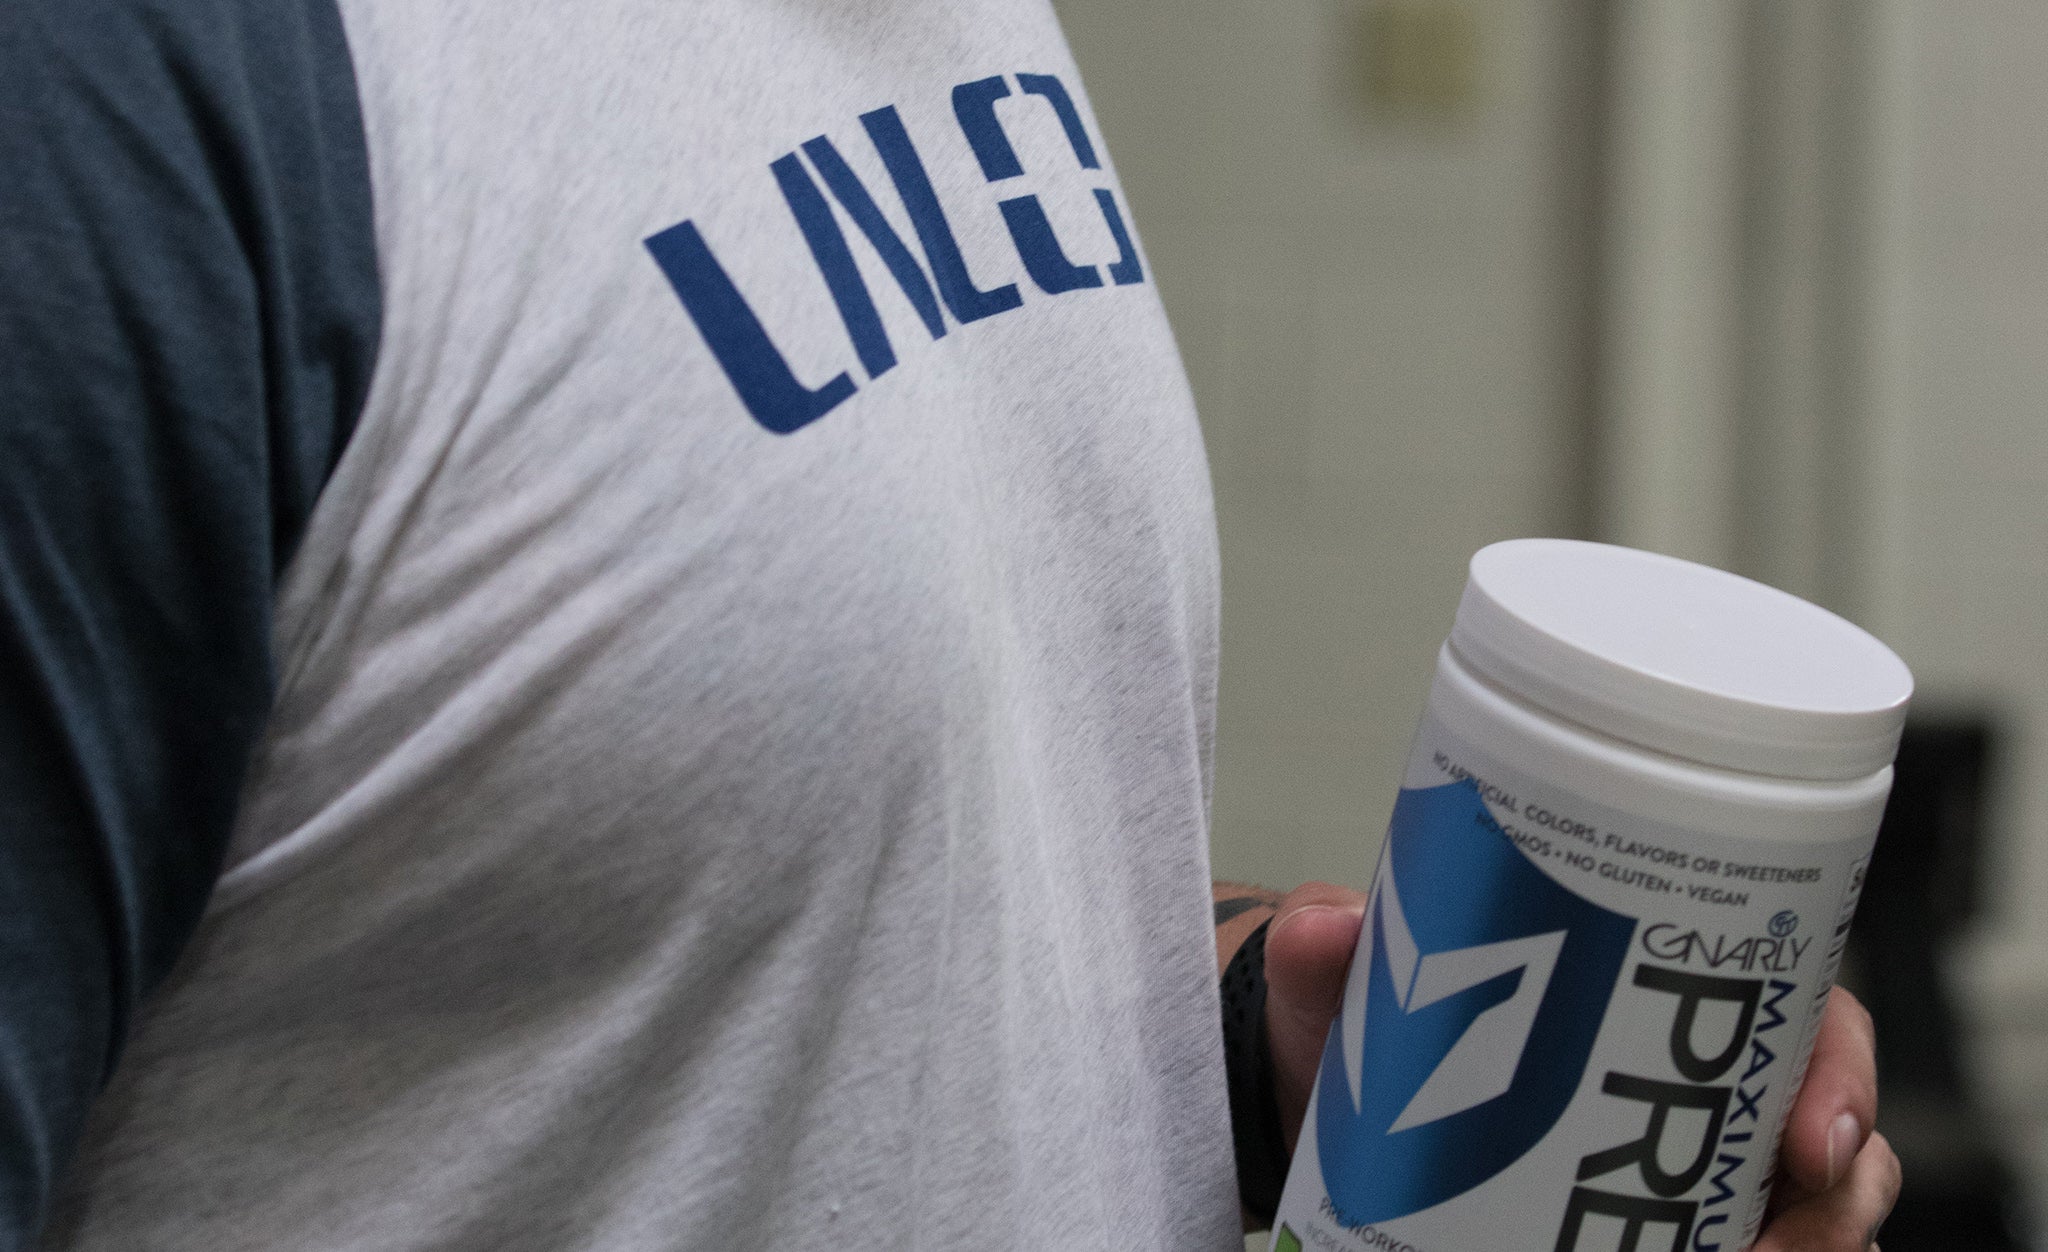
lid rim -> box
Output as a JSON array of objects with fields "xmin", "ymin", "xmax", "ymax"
[{"xmin": 1452, "ymin": 540, "xmax": 1913, "ymax": 783}]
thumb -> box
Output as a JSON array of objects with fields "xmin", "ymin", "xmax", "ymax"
[{"xmin": 1262, "ymin": 884, "xmax": 1367, "ymax": 1150}]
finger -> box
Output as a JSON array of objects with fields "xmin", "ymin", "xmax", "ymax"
[
  {"xmin": 1779, "ymin": 987, "xmax": 1881, "ymax": 1193},
  {"xmin": 1752, "ymin": 1131, "xmax": 1901, "ymax": 1252},
  {"xmin": 1263, "ymin": 883, "xmax": 1367, "ymax": 1040},
  {"xmin": 1262, "ymin": 882, "xmax": 1366, "ymax": 1148}
]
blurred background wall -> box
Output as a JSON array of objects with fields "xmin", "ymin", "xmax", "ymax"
[{"xmin": 1056, "ymin": 0, "xmax": 2048, "ymax": 1245}]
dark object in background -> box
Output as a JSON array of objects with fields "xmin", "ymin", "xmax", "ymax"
[{"xmin": 1853, "ymin": 716, "xmax": 2032, "ymax": 1251}]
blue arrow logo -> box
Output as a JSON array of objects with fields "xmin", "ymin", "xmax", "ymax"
[{"xmin": 1317, "ymin": 781, "xmax": 1637, "ymax": 1224}]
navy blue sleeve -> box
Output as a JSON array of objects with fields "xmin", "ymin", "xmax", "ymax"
[{"xmin": 0, "ymin": 0, "xmax": 379, "ymax": 1241}]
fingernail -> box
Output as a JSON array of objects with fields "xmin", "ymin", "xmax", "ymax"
[
  {"xmin": 1826, "ymin": 1112, "xmax": 1861, "ymax": 1186},
  {"xmin": 1269, "ymin": 904, "xmax": 1337, "ymax": 937},
  {"xmin": 1269, "ymin": 902, "xmax": 1367, "ymax": 943}
]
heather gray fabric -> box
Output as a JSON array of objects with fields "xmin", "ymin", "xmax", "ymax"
[{"xmin": 40, "ymin": 1, "xmax": 1237, "ymax": 1248}]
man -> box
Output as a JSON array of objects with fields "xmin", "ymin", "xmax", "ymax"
[{"xmin": 0, "ymin": 0, "xmax": 1895, "ymax": 1246}]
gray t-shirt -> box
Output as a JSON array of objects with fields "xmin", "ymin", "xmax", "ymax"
[{"xmin": 4, "ymin": 0, "xmax": 1238, "ymax": 1247}]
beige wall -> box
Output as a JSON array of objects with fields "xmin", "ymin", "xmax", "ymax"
[
  {"xmin": 1057, "ymin": 0, "xmax": 1594, "ymax": 893},
  {"xmin": 1878, "ymin": 0, "xmax": 2048, "ymax": 1219},
  {"xmin": 1064, "ymin": 0, "xmax": 2048, "ymax": 1229}
]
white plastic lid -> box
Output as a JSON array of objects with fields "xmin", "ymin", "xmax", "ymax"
[{"xmin": 1448, "ymin": 539, "xmax": 1914, "ymax": 782}]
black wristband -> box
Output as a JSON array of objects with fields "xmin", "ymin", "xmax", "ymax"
[{"xmin": 1220, "ymin": 916, "xmax": 1289, "ymax": 1226}]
